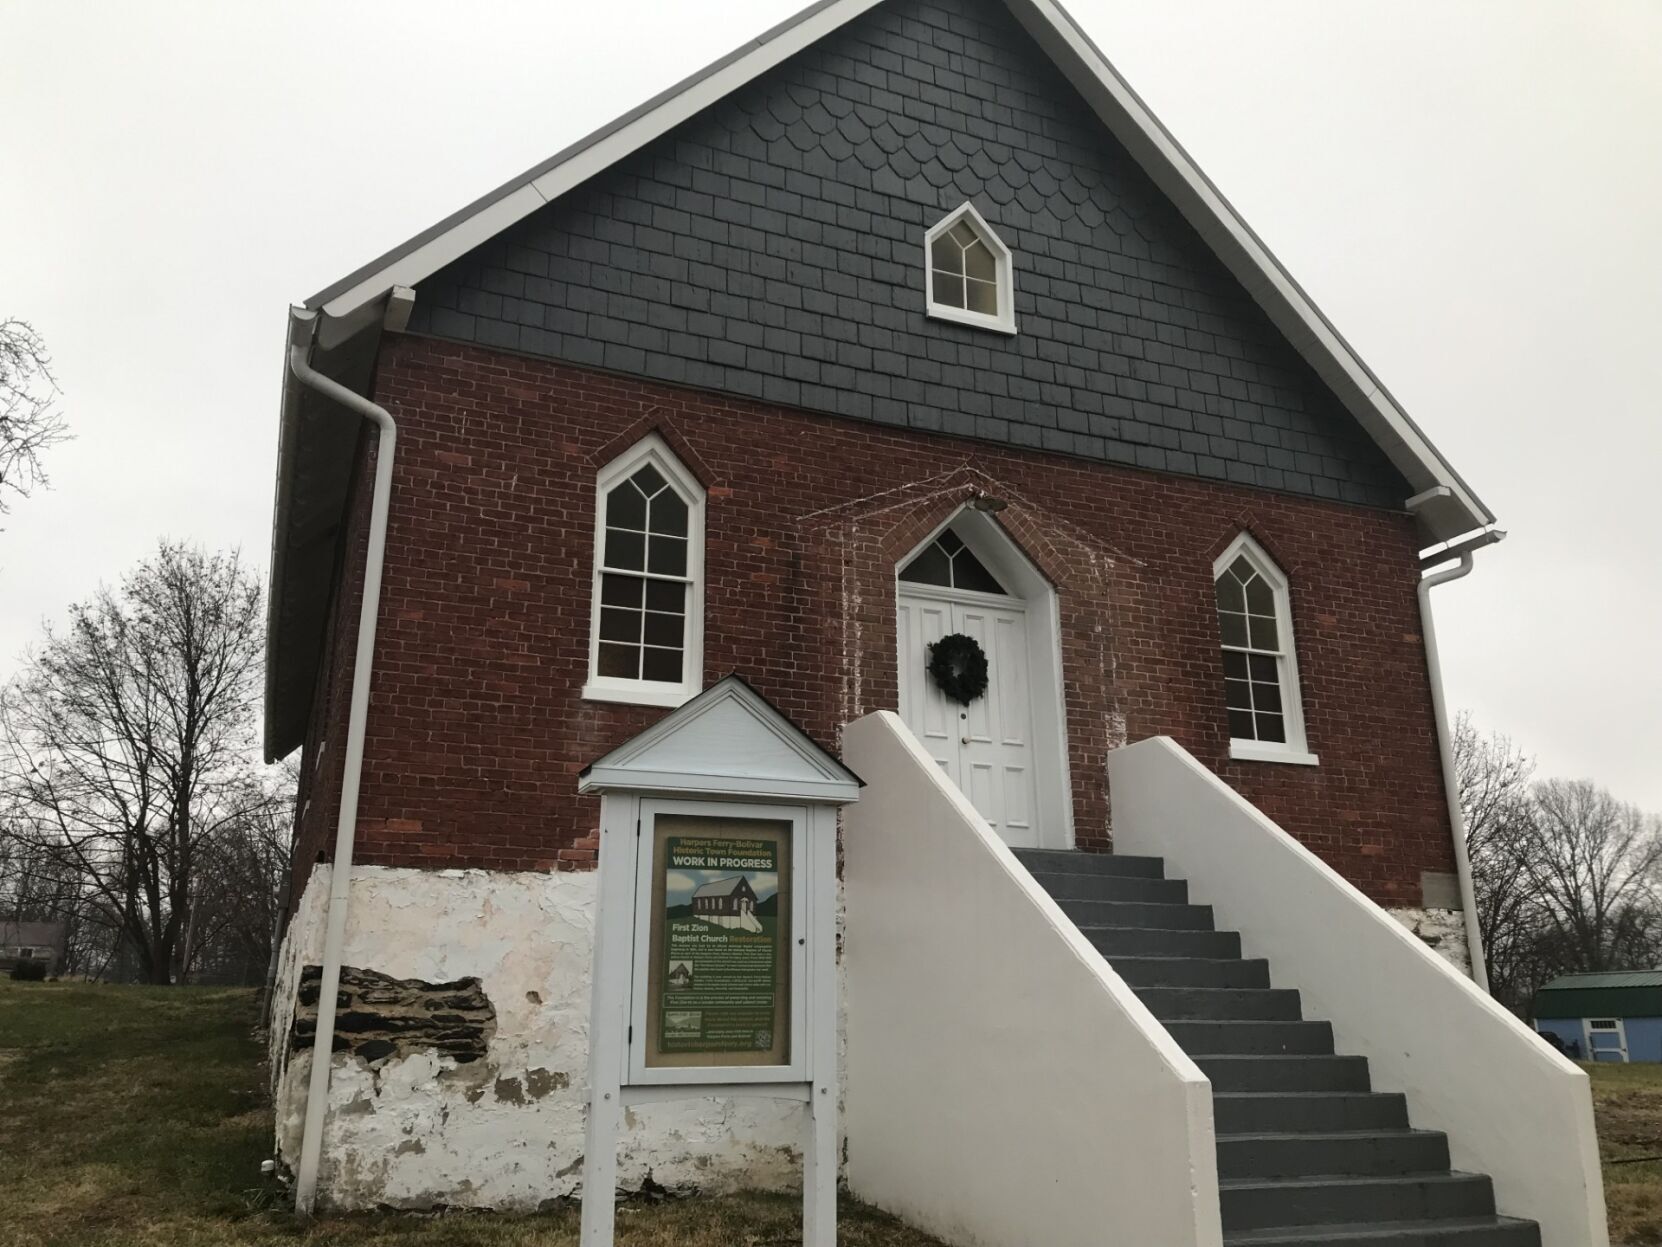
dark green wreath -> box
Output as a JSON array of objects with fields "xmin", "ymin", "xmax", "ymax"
[{"xmin": 927, "ymin": 633, "xmax": 989, "ymax": 704}]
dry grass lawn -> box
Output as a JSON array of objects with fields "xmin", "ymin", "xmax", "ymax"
[
  {"xmin": 1589, "ymin": 1060, "xmax": 1662, "ymax": 1246},
  {"xmin": 8, "ymin": 978, "xmax": 1657, "ymax": 1245},
  {"xmin": 0, "ymin": 980, "xmax": 944, "ymax": 1247}
]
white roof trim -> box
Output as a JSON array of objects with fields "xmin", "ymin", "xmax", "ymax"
[
  {"xmin": 1005, "ymin": 0, "xmax": 1491, "ymax": 540},
  {"xmin": 303, "ymin": 0, "xmax": 1491, "ymax": 542},
  {"xmin": 310, "ymin": 0, "xmax": 887, "ymax": 320}
]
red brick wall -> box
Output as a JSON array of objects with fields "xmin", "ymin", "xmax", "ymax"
[{"xmin": 291, "ymin": 334, "xmax": 1455, "ymax": 908}]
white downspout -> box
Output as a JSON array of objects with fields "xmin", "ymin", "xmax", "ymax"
[
  {"xmin": 285, "ymin": 326, "xmax": 398, "ymax": 1216},
  {"xmin": 1410, "ymin": 518, "xmax": 1504, "ymax": 994}
]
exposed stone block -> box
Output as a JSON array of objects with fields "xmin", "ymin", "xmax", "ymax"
[{"xmin": 291, "ymin": 965, "xmax": 496, "ymax": 1064}]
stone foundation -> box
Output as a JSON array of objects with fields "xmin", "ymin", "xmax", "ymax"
[
  {"xmin": 291, "ymin": 965, "xmax": 496, "ymax": 1065},
  {"xmin": 269, "ymin": 864, "xmax": 804, "ymax": 1211},
  {"xmin": 1388, "ymin": 907, "xmax": 1471, "ymax": 976}
]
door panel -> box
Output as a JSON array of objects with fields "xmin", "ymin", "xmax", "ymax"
[
  {"xmin": 1586, "ymin": 1019, "xmax": 1628, "ymax": 1062},
  {"xmin": 897, "ymin": 590, "xmax": 1040, "ymax": 848},
  {"xmin": 897, "ymin": 595, "xmax": 957, "ymax": 783}
]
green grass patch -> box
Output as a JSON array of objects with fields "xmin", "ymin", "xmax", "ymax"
[{"xmin": 0, "ymin": 980, "xmax": 944, "ymax": 1247}]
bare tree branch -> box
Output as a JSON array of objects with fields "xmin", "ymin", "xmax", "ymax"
[{"xmin": 0, "ymin": 318, "xmax": 70, "ymax": 520}]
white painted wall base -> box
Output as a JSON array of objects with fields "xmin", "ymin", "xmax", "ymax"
[
  {"xmin": 841, "ymin": 712, "xmax": 1222, "ymax": 1247},
  {"xmin": 1388, "ymin": 907, "xmax": 1470, "ymax": 976},
  {"xmin": 269, "ymin": 864, "xmax": 806, "ymax": 1211}
]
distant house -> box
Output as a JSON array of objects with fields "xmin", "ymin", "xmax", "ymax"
[
  {"xmin": 0, "ymin": 920, "xmax": 67, "ymax": 976},
  {"xmin": 1535, "ymin": 970, "xmax": 1662, "ymax": 1063},
  {"xmin": 692, "ymin": 877, "xmax": 763, "ymax": 932}
]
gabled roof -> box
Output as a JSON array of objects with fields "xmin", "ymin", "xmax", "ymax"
[
  {"xmin": 0, "ymin": 920, "xmax": 66, "ymax": 948},
  {"xmin": 1540, "ymin": 971, "xmax": 1662, "ymax": 992},
  {"xmin": 693, "ymin": 875, "xmax": 757, "ymax": 898},
  {"xmin": 577, "ymin": 675, "xmax": 862, "ymax": 802},
  {"xmin": 293, "ymin": 0, "xmax": 1491, "ymax": 540},
  {"xmin": 268, "ymin": 0, "xmax": 1496, "ymax": 759}
]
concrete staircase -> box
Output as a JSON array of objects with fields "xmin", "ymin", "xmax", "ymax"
[{"xmin": 1014, "ymin": 848, "xmax": 1543, "ymax": 1246}]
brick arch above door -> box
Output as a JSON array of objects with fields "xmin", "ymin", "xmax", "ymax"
[{"xmin": 798, "ymin": 467, "xmax": 1141, "ymax": 851}]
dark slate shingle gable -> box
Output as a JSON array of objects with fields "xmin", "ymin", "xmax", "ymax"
[{"xmin": 409, "ymin": 0, "xmax": 1409, "ymax": 509}]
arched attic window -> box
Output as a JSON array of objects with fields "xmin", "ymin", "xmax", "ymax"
[
  {"xmin": 1213, "ymin": 534, "xmax": 1318, "ymax": 766},
  {"xmin": 584, "ymin": 436, "xmax": 705, "ymax": 708},
  {"xmin": 924, "ymin": 203, "xmax": 1016, "ymax": 335}
]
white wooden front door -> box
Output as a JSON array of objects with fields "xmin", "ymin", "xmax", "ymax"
[{"xmin": 897, "ymin": 587, "xmax": 1039, "ymax": 847}]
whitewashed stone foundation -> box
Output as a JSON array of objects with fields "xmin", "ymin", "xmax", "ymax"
[
  {"xmin": 269, "ymin": 864, "xmax": 805, "ymax": 1211},
  {"xmin": 1388, "ymin": 906, "xmax": 1471, "ymax": 976}
]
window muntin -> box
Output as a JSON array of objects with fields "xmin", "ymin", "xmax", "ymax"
[
  {"xmin": 1216, "ymin": 554, "xmax": 1287, "ymax": 744},
  {"xmin": 1213, "ymin": 535, "xmax": 1313, "ymax": 762},
  {"xmin": 930, "ymin": 221, "xmax": 998, "ymax": 317},
  {"xmin": 923, "ymin": 203, "xmax": 1016, "ymax": 334},
  {"xmin": 587, "ymin": 439, "xmax": 704, "ymax": 705},
  {"xmin": 899, "ymin": 528, "xmax": 1008, "ymax": 595}
]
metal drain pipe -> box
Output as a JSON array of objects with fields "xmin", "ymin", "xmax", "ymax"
[
  {"xmin": 1409, "ymin": 509, "xmax": 1504, "ymax": 993},
  {"xmin": 284, "ymin": 316, "xmax": 399, "ymax": 1215}
]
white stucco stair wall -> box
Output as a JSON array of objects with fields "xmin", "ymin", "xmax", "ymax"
[
  {"xmin": 269, "ymin": 863, "xmax": 805, "ymax": 1210},
  {"xmin": 1107, "ymin": 735, "xmax": 1608, "ymax": 1247},
  {"xmin": 841, "ymin": 710, "xmax": 1224, "ymax": 1247}
]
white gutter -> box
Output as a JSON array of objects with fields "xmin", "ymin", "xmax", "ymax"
[
  {"xmin": 284, "ymin": 318, "xmax": 399, "ymax": 1216},
  {"xmin": 1407, "ymin": 489, "xmax": 1503, "ymax": 993}
]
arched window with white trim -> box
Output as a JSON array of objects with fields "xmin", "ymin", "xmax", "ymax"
[
  {"xmin": 584, "ymin": 436, "xmax": 704, "ymax": 707},
  {"xmin": 1213, "ymin": 534, "xmax": 1317, "ymax": 765},
  {"xmin": 924, "ymin": 202, "xmax": 1016, "ymax": 334}
]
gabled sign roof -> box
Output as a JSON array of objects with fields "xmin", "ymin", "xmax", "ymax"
[{"xmin": 578, "ymin": 675, "xmax": 862, "ymax": 803}]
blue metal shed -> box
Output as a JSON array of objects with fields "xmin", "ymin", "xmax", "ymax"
[{"xmin": 1533, "ymin": 969, "xmax": 1662, "ymax": 1062}]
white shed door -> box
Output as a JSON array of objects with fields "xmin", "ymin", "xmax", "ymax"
[{"xmin": 897, "ymin": 589, "xmax": 1038, "ymax": 848}]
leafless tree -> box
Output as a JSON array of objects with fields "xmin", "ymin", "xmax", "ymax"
[
  {"xmin": 0, "ymin": 319, "xmax": 69, "ymax": 519},
  {"xmin": 1453, "ymin": 714, "xmax": 1541, "ymax": 1009},
  {"xmin": 1520, "ymin": 779, "xmax": 1662, "ymax": 977},
  {"xmin": 0, "ymin": 543, "xmax": 267, "ymax": 983},
  {"xmin": 1457, "ymin": 715, "xmax": 1662, "ymax": 1014},
  {"xmin": 179, "ymin": 761, "xmax": 295, "ymax": 984}
]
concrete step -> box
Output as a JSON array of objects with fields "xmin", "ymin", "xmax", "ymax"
[
  {"xmin": 1060, "ymin": 898, "xmax": 1215, "ymax": 929},
  {"xmin": 1137, "ymin": 986, "xmax": 1303, "ymax": 1022},
  {"xmin": 1111, "ymin": 957, "xmax": 1272, "ymax": 989},
  {"xmin": 1028, "ymin": 871, "xmax": 1189, "ymax": 904},
  {"xmin": 1223, "ymin": 1216, "xmax": 1540, "ymax": 1245},
  {"xmin": 1167, "ymin": 1019, "xmax": 1334, "ymax": 1056},
  {"xmin": 1217, "ymin": 1131, "xmax": 1453, "ymax": 1181},
  {"xmin": 1011, "ymin": 848, "xmax": 1165, "ymax": 878},
  {"xmin": 1199, "ymin": 1055, "xmax": 1372, "ymax": 1094},
  {"xmin": 1027, "ymin": 848, "xmax": 1540, "ymax": 1247},
  {"xmin": 1084, "ymin": 926, "xmax": 1243, "ymax": 959},
  {"xmin": 1220, "ymin": 1172, "xmax": 1496, "ymax": 1232},
  {"xmin": 1215, "ymin": 1092, "xmax": 1411, "ymax": 1135}
]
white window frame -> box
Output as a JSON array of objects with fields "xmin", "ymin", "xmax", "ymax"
[
  {"xmin": 923, "ymin": 202, "xmax": 1017, "ymax": 335},
  {"xmin": 1213, "ymin": 533, "xmax": 1318, "ymax": 766},
  {"xmin": 583, "ymin": 434, "xmax": 705, "ymax": 709}
]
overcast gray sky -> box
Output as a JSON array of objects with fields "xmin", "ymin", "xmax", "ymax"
[{"xmin": 2, "ymin": 1, "xmax": 1657, "ymax": 808}]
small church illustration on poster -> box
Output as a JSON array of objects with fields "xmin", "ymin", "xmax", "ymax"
[{"xmin": 693, "ymin": 876, "xmax": 765, "ymax": 933}]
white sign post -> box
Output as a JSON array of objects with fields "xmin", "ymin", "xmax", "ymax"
[{"xmin": 575, "ymin": 677, "xmax": 860, "ymax": 1247}]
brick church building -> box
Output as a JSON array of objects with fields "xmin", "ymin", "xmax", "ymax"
[{"xmin": 262, "ymin": 0, "xmax": 1603, "ymax": 1242}]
